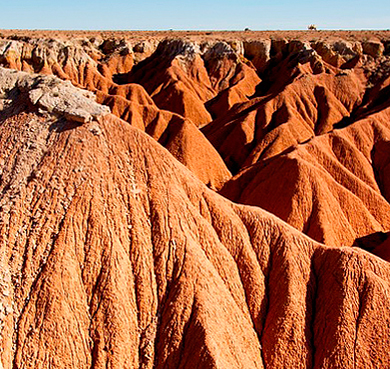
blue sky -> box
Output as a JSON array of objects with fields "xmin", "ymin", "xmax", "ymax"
[{"xmin": 1, "ymin": 0, "xmax": 389, "ymax": 30}]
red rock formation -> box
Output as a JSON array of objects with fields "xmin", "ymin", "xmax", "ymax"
[
  {"xmin": 2, "ymin": 35, "xmax": 385, "ymax": 179},
  {"xmin": 201, "ymin": 36, "xmax": 390, "ymax": 175},
  {"xmin": 1, "ymin": 34, "xmax": 390, "ymax": 246},
  {"xmin": 96, "ymin": 88, "xmax": 231, "ymax": 190},
  {"xmin": 0, "ymin": 68, "xmax": 389, "ymax": 369},
  {"xmin": 127, "ymin": 39, "xmax": 215, "ymax": 126},
  {"xmin": 221, "ymin": 105, "xmax": 390, "ymax": 248},
  {"xmin": 203, "ymin": 41, "xmax": 261, "ymax": 118},
  {"xmin": 0, "ymin": 38, "xmax": 233, "ymax": 189},
  {"xmin": 126, "ymin": 39, "xmax": 260, "ymax": 126},
  {"xmin": 202, "ymin": 47, "xmax": 366, "ymax": 172},
  {"xmin": 0, "ymin": 32, "xmax": 390, "ymax": 368}
]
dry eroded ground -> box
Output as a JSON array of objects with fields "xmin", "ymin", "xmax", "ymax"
[{"xmin": 1, "ymin": 29, "xmax": 390, "ymax": 42}]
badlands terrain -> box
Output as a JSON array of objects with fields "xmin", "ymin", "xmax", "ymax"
[{"xmin": 0, "ymin": 29, "xmax": 389, "ymax": 368}]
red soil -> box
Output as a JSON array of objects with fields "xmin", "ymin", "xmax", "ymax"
[{"xmin": 0, "ymin": 30, "xmax": 390, "ymax": 368}]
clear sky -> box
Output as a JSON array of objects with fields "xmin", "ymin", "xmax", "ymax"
[{"xmin": 1, "ymin": 0, "xmax": 389, "ymax": 30}]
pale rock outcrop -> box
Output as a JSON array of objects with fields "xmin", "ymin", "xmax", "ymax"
[
  {"xmin": 0, "ymin": 67, "xmax": 110, "ymax": 123},
  {"xmin": 243, "ymin": 40, "xmax": 271, "ymax": 72},
  {"xmin": 362, "ymin": 40, "xmax": 385, "ymax": 58}
]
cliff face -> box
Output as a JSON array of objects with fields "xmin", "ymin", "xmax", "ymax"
[{"xmin": 0, "ymin": 31, "xmax": 390, "ymax": 368}]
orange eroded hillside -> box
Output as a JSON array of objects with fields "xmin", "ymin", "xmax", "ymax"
[{"xmin": 0, "ymin": 30, "xmax": 389, "ymax": 368}]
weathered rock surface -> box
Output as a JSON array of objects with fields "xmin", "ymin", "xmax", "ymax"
[
  {"xmin": 125, "ymin": 39, "xmax": 260, "ymax": 126},
  {"xmin": 1, "ymin": 34, "xmax": 389, "ymax": 179},
  {"xmin": 220, "ymin": 106, "xmax": 390, "ymax": 248},
  {"xmin": 95, "ymin": 86, "xmax": 232, "ymax": 191},
  {"xmin": 0, "ymin": 37, "xmax": 234, "ymax": 189},
  {"xmin": 0, "ymin": 67, "xmax": 110, "ymax": 123},
  {"xmin": 0, "ymin": 31, "xmax": 390, "ymax": 368},
  {"xmin": 202, "ymin": 68, "xmax": 365, "ymax": 172},
  {"xmin": 0, "ymin": 68, "xmax": 389, "ymax": 369}
]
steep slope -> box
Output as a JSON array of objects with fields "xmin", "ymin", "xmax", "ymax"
[
  {"xmin": 126, "ymin": 39, "xmax": 215, "ymax": 126},
  {"xmin": 95, "ymin": 88, "xmax": 231, "ymax": 190},
  {"xmin": 0, "ymin": 68, "xmax": 390, "ymax": 369},
  {"xmin": 126, "ymin": 39, "xmax": 260, "ymax": 126},
  {"xmin": 221, "ymin": 105, "xmax": 390, "ymax": 249},
  {"xmin": 0, "ymin": 37, "xmax": 232, "ymax": 189},
  {"xmin": 202, "ymin": 41, "xmax": 261, "ymax": 118},
  {"xmin": 2, "ymin": 35, "xmax": 389, "ymax": 179},
  {"xmin": 202, "ymin": 41, "xmax": 368, "ymax": 173}
]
